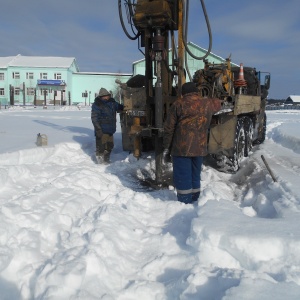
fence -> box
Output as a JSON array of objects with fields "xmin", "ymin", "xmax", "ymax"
[{"xmin": 266, "ymin": 105, "xmax": 300, "ymax": 110}]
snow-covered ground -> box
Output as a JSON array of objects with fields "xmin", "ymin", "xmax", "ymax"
[{"xmin": 0, "ymin": 106, "xmax": 300, "ymax": 300}]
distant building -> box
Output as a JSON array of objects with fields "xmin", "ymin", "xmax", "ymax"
[
  {"xmin": 285, "ymin": 95, "xmax": 300, "ymax": 104},
  {"xmin": 0, "ymin": 55, "xmax": 78, "ymax": 105},
  {"xmin": 72, "ymin": 71, "xmax": 131, "ymax": 105},
  {"xmin": 0, "ymin": 54, "xmax": 131, "ymax": 106}
]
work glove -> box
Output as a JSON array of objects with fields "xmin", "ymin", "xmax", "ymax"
[
  {"xmin": 96, "ymin": 128, "xmax": 103, "ymax": 138},
  {"xmin": 162, "ymin": 148, "xmax": 172, "ymax": 165}
]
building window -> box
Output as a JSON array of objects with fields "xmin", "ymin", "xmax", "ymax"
[
  {"xmin": 0, "ymin": 88, "xmax": 4, "ymax": 96},
  {"xmin": 26, "ymin": 72, "xmax": 34, "ymax": 80},
  {"xmin": 54, "ymin": 73, "xmax": 62, "ymax": 80},
  {"xmin": 40, "ymin": 73, "xmax": 47, "ymax": 79},
  {"xmin": 27, "ymin": 88, "xmax": 35, "ymax": 96},
  {"xmin": 0, "ymin": 73, "xmax": 4, "ymax": 80},
  {"xmin": 13, "ymin": 72, "xmax": 20, "ymax": 79},
  {"xmin": 15, "ymin": 88, "xmax": 20, "ymax": 95}
]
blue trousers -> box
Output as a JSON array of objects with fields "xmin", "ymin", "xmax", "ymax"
[{"xmin": 172, "ymin": 156, "xmax": 203, "ymax": 204}]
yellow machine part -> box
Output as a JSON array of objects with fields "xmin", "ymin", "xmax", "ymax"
[
  {"xmin": 234, "ymin": 95, "xmax": 261, "ymax": 115},
  {"xmin": 130, "ymin": 117, "xmax": 143, "ymax": 158},
  {"xmin": 133, "ymin": 0, "xmax": 174, "ymax": 30},
  {"xmin": 208, "ymin": 115, "xmax": 237, "ymax": 155}
]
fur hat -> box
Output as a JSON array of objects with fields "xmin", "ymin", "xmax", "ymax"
[
  {"xmin": 181, "ymin": 82, "xmax": 198, "ymax": 95},
  {"xmin": 98, "ymin": 88, "xmax": 111, "ymax": 97}
]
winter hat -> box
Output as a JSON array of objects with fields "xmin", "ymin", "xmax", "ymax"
[
  {"xmin": 99, "ymin": 88, "xmax": 111, "ymax": 97},
  {"xmin": 181, "ymin": 82, "xmax": 198, "ymax": 95}
]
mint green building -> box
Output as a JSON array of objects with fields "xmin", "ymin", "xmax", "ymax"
[
  {"xmin": 0, "ymin": 55, "xmax": 131, "ymax": 106},
  {"xmin": 0, "ymin": 55, "xmax": 79, "ymax": 106},
  {"xmin": 72, "ymin": 72, "xmax": 131, "ymax": 105},
  {"xmin": 0, "ymin": 43, "xmax": 232, "ymax": 106}
]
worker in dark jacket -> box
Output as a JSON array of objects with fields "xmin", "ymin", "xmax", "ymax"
[
  {"xmin": 163, "ymin": 82, "xmax": 221, "ymax": 204},
  {"xmin": 91, "ymin": 88, "xmax": 123, "ymax": 164}
]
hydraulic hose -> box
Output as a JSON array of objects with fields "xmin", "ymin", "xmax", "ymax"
[
  {"xmin": 183, "ymin": 6, "xmax": 192, "ymax": 81},
  {"xmin": 118, "ymin": 0, "xmax": 140, "ymax": 40},
  {"xmin": 183, "ymin": 0, "xmax": 213, "ymax": 61}
]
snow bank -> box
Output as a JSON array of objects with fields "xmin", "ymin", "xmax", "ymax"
[{"xmin": 0, "ymin": 108, "xmax": 300, "ymax": 299}]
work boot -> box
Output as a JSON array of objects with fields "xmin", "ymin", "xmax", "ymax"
[
  {"xmin": 103, "ymin": 150, "xmax": 111, "ymax": 164},
  {"xmin": 192, "ymin": 192, "xmax": 200, "ymax": 202},
  {"xmin": 96, "ymin": 154, "xmax": 104, "ymax": 164}
]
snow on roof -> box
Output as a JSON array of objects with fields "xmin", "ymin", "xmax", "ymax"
[
  {"xmin": 289, "ymin": 95, "xmax": 300, "ymax": 102},
  {"xmin": 0, "ymin": 54, "xmax": 77, "ymax": 69},
  {"xmin": 0, "ymin": 56, "xmax": 16, "ymax": 68},
  {"xmin": 74, "ymin": 72, "xmax": 132, "ymax": 76}
]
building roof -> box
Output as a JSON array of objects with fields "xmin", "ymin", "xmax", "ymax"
[
  {"xmin": 74, "ymin": 72, "xmax": 132, "ymax": 76},
  {"xmin": 188, "ymin": 42, "xmax": 235, "ymax": 64},
  {"xmin": 132, "ymin": 42, "xmax": 239, "ymax": 66},
  {"xmin": 287, "ymin": 95, "xmax": 300, "ymax": 102},
  {"xmin": 0, "ymin": 56, "xmax": 16, "ymax": 68},
  {"xmin": 0, "ymin": 54, "xmax": 78, "ymax": 69}
]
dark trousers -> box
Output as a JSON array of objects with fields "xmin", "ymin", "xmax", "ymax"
[
  {"xmin": 172, "ymin": 156, "xmax": 203, "ymax": 204},
  {"xmin": 96, "ymin": 134, "xmax": 114, "ymax": 155}
]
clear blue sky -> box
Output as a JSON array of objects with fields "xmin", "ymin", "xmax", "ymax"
[{"xmin": 1, "ymin": 0, "xmax": 299, "ymax": 99}]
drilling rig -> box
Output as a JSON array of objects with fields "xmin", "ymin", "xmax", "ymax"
[
  {"xmin": 117, "ymin": 0, "xmax": 270, "ymax": 183},
  {"xmin": 118, "ymin": 0, "xmax": 212, "ymax": 184}
]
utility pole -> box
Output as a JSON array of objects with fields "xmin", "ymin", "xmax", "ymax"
[
  {"xmin": 61, "ymin": 90, "xmax": 63, "ymax": 105},
  {"xmin": 43, "ymin": 89, "xmax": 47, "ymax": 106},
  {"xmin": 23, "ymin": 82, "xmax": 25, "ymax": 106},
  {"xmin": 34, "ymin": 89, "xmax": 37, "ymax": 106},
  {"xmin": 54, "ymin": 90, "xmax": 57, "ymax": 106},
  {"xmin": 9, "ymin": 85, "xmax": 14, "ymax": 106}
]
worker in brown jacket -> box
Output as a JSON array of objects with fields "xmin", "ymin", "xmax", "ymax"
[{"xmin": 163, "ymin": 82, "xmax": 221, "ymax": 204}]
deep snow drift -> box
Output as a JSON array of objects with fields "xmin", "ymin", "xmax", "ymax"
[{"xmin": 0, "ymin": 106, "xmax": 300, "ymax": 300}]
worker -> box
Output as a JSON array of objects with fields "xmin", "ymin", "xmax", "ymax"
[
  {"xmin": 163, "ymin": 82, "xmax": 222, "ymax": 204},
  {"xmin": 91, "ymin": 88, "xmax": 124, "ymax": 164}
]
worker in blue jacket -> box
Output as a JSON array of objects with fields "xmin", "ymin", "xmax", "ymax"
[{"xmin": 91, "ymin": 88, "xmax": 123, "ymax": 164}]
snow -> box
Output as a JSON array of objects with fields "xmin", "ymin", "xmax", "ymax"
[
  {"xmin": 0, "ymin": 56, "xmax": 16, "ymax": 68},
  {"xmin": 0, "ymin": 54, "xmax": 76, "ymax": 68},
  {"xmin": 288, "ymin": 96, "xmax": 300, "ymax": 102},
  {"xmin": 0, "ymin": 106, "xmax": 300, "ymax": 299}
]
